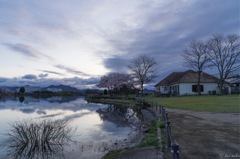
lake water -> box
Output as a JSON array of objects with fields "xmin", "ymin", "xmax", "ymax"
[{"xmin": 0, "ymin": 96, "xmax": 143, "ymax": 159}]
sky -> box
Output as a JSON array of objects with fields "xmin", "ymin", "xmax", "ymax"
[{"xmin": 0, "ymin": 0, "xmax": 239, "ymax": 89}]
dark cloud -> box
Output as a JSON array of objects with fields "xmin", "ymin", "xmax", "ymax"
[
  {"xmin": 103, "ymin": 0, "xmax": 239, "ymax": 81},
  {"xmin": 2, "ymin": 43, "xmax": 39, "ymax": 58},
  {"xmin": 38, "ymin": 73, "xmax": 48, "ymax": 78},
  {"xmin": 59, "ymin": 77, "xmax": 100, "ymax": 89},
  {"xmin": 54, "ymin": 64, "xmax": 91, "ymax": 77},
  {"xmin": 22, "ymin": 74, "xmax": 38, "ymax": 80},
  {"xmin": 2, "ymin": 43, "xmax": 54, "ymax": 60},
  {"xmin": 39, "ymin": 70, "xmax": 64, "ymax": 76},
  {"xmin": 103, "ymin": 56, "xmax": 130, "ymax": 72}
]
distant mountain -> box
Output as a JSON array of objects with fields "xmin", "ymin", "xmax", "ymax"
[
  {"xmin": 2, "ymin": 86, "xmax": 19, "ymax": 92},
  {"xmin": 0, "ymin": 87, "xmax": 13, "ymax": 95},
  {"xmin": 1, "ymin": 85, "xmax": 102, "ymax": 94},
  {"xmin": 143, "ymin": 88, "xmax": 154, "ymax": 93},
  {"xmin": 44, "ymin": 85, "xmax": 83, "ymax": 93}
]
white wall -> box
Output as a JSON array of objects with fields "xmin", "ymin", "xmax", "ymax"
[
  {"xmin": 179, "ymin": 83, "xmax": 218, "ymax": 95},
  {"xmin": 155, "ymin": 87, "xmax": 160, "ymax": 92},
  {"xmin": 155, "ymin": 86, "xmax": 170, "ymax": 94}
]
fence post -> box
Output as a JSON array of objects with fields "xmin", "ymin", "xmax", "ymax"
[
  {"xmin": 162, "ymin": 108, "xmax": 165, "ymax": 121},
  {"xmin": 171, "ymin": 144, "xmax": 180, "ymax": 159},
  {"xmin": 166, "ymin": 121, "xmax": 172, "ymax": 148},
  {"xmin": 165, "ymin": 113, "xmax": 169, "ymax": 122}
]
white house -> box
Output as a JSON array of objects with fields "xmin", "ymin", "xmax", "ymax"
[
  {"xmin": 226, "ymin": 66, "xmax": 240, "ymax": 92},
  {"xmin": 155, "ymin": 70, "xmax": 230, "ymax": 95}
]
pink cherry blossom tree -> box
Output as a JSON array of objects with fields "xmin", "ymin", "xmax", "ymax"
[{"xmin": 97, "ymin": 73, "xmax": 135, "ymax": 96}]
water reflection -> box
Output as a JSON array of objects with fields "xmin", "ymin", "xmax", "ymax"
[
  {"xmin": 19, "ymin": 96, "xmax": 25, "ymax": 103},
  {"xmin": 19, "ymin": 96, "xmax": 80, "ymax": 104},
  {"xmin": 1, "ymin": 96, "xmax": 81, "ymax": 104},
  {"xmin": 0, "ymin": 97, "xmax": 143, "ymax": 159},
  {"xmin": 97, "ymin": 104, "xmax": 143, "ymax": 127},
  {"xmin": 0, "ymin": 96, "xmax": 98, "ymax": 115},
  {"xmin": 1, "ymin": 119, "xmax": 75, "ymax": 159}
]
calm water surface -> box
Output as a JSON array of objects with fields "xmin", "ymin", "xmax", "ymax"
[{"xmin": 0, "ymin": 96, "xmax": 143, "ymax": 159}]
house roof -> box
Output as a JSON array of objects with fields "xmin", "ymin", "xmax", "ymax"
[
  {"xmin": 155, "ymin": 70, "xmax": 220, "ymax": 87},
  {"xmin": 229, "ymin": 77, "xmax": 240, "ymax": 84}
]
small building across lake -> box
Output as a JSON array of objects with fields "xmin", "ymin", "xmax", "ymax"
[{"xmin": 154, "ymin": 70, "xmax": 231, "ymax": 95}]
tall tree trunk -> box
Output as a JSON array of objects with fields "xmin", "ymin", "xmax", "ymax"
[
  {"xmin": 141, "ymin": 83, "xmax": 144, "ymax": 96},
  {"xmin": 197, "ymin": 71, "xmax": 201, "ymax": 95},
  {"xmin": 220, "ymin": 80, "xmax": 224, "ymax": 95}
]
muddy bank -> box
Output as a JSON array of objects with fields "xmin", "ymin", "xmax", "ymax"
[
  {"xmin": 103, "ymin": 108, "xmax": 161, "ymax": 159},
  {"xmin": 165, "ymin": 108, "xmax": 240, "ymax": 159}
]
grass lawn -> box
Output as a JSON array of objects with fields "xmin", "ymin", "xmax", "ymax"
[
  {"xmin": 144, "ymin": 95, "xmax": 240, "ymax": 113},
  {"xmin": 87, "ymin": 98, "xmax": 136, "ymax": 106}
]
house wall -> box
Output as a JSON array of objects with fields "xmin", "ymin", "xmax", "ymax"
[
  {"xmin": 179, "ymin": 83, "xmax": 218, "ymax": 95},
  {"xmin": 155, "ymin": 83, "xmax": 222, "ymax": 95},
  {"xmin": 155, "ymin": 86, "xmax": 170, "ymax": 94},
  {"xmin": 155, "ymin": 87, "xmax": 160, "ymax": 92}
]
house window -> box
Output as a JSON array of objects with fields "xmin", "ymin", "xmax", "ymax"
[
  {"xmin": 164, "ymin": 87, "xmax": 168, "ymax": 91},
  {"xmin": 192, "ymin": 85, "xmax": 204, "ymax": 92}
]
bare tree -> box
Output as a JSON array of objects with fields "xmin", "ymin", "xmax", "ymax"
[
  {"xmin": 207, "ymin": 34, "xmax": 240, "ymax": 94},
  {"xmin": 128, "ymin": 55, "xmax": 157, "ymax": 96},
  {"xmin": 182, "ymin": 40, "xmax": 210, "ymax": 95}
]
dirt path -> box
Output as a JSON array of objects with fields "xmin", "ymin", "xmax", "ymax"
[{"xmin": 165, "ymin": 108, "xmax": 240, "ymax": 159}]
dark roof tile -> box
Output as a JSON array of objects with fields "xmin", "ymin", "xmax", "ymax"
[{"xmin": 155, "ymin": 70, "xmax": 220, "ymax": 87}]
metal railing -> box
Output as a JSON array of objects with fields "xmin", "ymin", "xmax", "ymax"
[
  {"xmin": 137, "ymin": 98, "xmax": 180, "ymax": 159},
  {"xmin": 160, "ymin": 106, "xmax": 180, "ymax": 159}
]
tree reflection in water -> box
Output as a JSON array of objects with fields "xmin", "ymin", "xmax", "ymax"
[
  {"xmin": 94, "ymin": 104, "xmax": 144, "ymax": 149},
  {"xmin": 2, "ymin": 119, "xmax": 75, "ymax": 159},
  {"xmin": 97, "ymin": 104, "xmax": 144, "ymax": 128}
]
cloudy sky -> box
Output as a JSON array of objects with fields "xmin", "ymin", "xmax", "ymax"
[{"xmin": 0, "ymin": 0, "xmax": 239, "ymax": 89}]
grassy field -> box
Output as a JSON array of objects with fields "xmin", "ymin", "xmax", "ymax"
[
  {"xmin": 87, "ymin": 98, "xmax": 136, "ymax": 106},
  {"xmin": 144, "ymin": 95, "xmax": 239, "ymax": 113}
]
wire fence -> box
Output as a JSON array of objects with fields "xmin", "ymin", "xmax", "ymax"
[{"xmin": 137, "ymin": 98, "xmax": 180, "ymax": 159}]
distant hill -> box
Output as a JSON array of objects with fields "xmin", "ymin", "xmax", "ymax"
[
  {"xmin": 0, "ymin": 87, "xmax": 13, "ymax": 94},
  {"xmin": 1, "ymin": 85, "xmax": 103, "ymax": 94},
  {"xmin": 2, "ymin": 86, "xmax": 19, "ymax": 92},
  {"xmin": 44, "ymin": 85, "xmax": 83, "ymax": 93},
  {"xmin": 2, "ymin": 85, "xmax": 83, "ymax": 93},
  {"xmin": 143, "ymin": 88, "xmax": 154, "ymax": 94}
]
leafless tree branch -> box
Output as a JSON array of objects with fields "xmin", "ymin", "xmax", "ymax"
[
  {"xmin": 207, "ymin": 33, "xmax": 240, "ymax": 94},
  {"xmin": 128, "ymin": 55, "xmax": 158, "ymax": 96}
]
